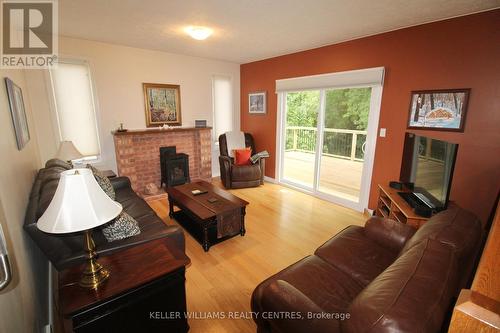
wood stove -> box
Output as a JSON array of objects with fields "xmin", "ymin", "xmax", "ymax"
[{"xmin": 160, "ymin": 146, "xmax": 190, "ymax": 188}]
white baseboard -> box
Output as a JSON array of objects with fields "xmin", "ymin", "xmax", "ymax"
[{"xmin": 264, "ymin": 176, "xmax": 277, "ymax": 184}]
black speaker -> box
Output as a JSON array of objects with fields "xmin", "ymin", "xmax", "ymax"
[
  {"xmin": 414, "ymin": 205, "xmax": 433, "ymax": 218},
  {"xmin": 404, "ymin": 182, "xmax": 414, "ymax": 191}
]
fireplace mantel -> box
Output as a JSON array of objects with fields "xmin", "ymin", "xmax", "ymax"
[
  {"xmin": 113, "ymin": 127, "xmax": 212, "ymax": 196},
  {"xmin": 112, "ymin": 127, "xmax": 212, "ymax": 136}
]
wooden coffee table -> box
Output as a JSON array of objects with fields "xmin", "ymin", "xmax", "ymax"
[{"xmin": 166, "ymin": 181, "xmax": 249, "ymax": 251}]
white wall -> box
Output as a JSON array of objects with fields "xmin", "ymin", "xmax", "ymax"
[
  {"xmin": 31, "ymin": 37, "xmax": 240, "ymax": 175},
  {"xmin": 0, "ymin": 69, "xmax": 48, "ymax": 332}
]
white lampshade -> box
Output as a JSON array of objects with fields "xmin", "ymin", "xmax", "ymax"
[
  {"xmin": 37, "ymin": 169, "xmax": 122, "ymax": 234},
  {"xmin": 56, "ymin": 141, "xmax": 84, "ymax": 161}
]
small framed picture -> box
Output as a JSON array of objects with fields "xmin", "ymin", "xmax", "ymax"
[
  {"xmin": 407, "ymin": 89, "xmax": 470, "ymax": 132},
  {"xmin": 5, "ymin": 77, "xmax": 30, "ymax": 150},
  {"xmin": 195, "ymin": 120, "xmax": 207, "ymax": 128},
  {"xmin": 249, "ymin": 91, "xmax": 266, "ymax": 114}
]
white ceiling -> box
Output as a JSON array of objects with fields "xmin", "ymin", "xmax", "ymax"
[{"xmin": 59, "ymin": 0, "xmax": 499, "ymax": 64}]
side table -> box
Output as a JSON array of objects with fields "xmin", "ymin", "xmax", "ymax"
[
  {"xmin": 101, "ymin": 169, "xmax": 117, "ymax": 178},
  {"xmin": 54, "ymin": 238, "xmax": 190, "ymax": 332}
]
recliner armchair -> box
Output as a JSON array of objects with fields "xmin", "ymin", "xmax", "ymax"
[{"xmin": 218, "ymin": 132, "xmax": 265, "ymax": 189}]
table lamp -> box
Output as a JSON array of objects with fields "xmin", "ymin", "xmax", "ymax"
[
  {"xmin": 37, "ymin": 168, "xmax": 122, "ymax": 289},
  {"xmin": 56, "ymin": 141, "xmax": 84, "ymax": 165}
]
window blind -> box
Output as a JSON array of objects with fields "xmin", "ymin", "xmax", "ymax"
[
  {"xmin": 212, "ymin": 75, "xmax": 233, "ymax": 141},
  {"xmin": 275, "ymin": 67, "xmax": 385, "ymax": 92},
  {"xmin": 50, "ymin": 61, "xmax": 100, "ymax": 157}
]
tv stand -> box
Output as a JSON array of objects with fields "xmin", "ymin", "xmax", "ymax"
[{"xmin": 375, "ymin": 184, "xmax": 431, "ymax": 228}]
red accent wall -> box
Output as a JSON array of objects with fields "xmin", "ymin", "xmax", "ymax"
[{"xmin": 240, "ymin": 10, "xmax": 500, "ymax": 224}]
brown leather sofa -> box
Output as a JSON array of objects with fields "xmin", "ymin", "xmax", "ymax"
[
  {"xmin": 218, "ymin": 133, "xmax": 265, "ymax": 189},
  {"xmin": 24, "ymin": 161, "xmax": 185, "ymax": 271},
  {"xmin": 251, "ymin": 206, "xmax": 483, "ymax": 333}
]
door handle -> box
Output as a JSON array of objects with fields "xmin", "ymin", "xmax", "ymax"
[{"xmin": 0, "ymin": 224, "xmax": 12, "ymax": 291}]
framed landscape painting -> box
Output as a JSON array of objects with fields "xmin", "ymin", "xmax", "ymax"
[
  {"xmin": 249, "ymin": 91, "xmax": 266, "ymax": 114},
  {"xmin": 407, "ymin": 89, "xmax": 470, "ymax": 132},
  {"xmin": 5, "ymin": 77, "xmax": 30, "ymax": 150},
  {"xmin": 143, "ymin": 83, "xmax": 182, "ymax": 127}
]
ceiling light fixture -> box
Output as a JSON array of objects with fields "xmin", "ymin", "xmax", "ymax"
[{"xmin": 185, "ymin": 26, "xmax": 213, "ymax": 40}]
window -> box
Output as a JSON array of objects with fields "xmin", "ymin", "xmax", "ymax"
[
  {"xmin": 212, "ymin": 75, "xmax": 233, "ymax": 142},
  {"xmin": 49, "ymin": 59, "xmax": 100, "ymax": 158}
]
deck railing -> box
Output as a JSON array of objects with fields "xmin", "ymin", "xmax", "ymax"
[{"xmin": 285, "ymin": 126, "xmax": 367, "ymax": 161}]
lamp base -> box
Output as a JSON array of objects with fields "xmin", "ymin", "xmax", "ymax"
[
  {"xmin": 79, "ymin": 230, "xmax": 110, "ymax": 289},
  {"xmin": 79, "ymin": 261, "xmax": 110, "ymax": 289}
]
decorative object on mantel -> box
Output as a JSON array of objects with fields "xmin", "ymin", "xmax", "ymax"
[
  {"xmin": 116, "ymin": 123, "xmax": 128, "ymax": 133},
  {"xmin": 143, "ymin": 83, "xmax": 182, "ymax": 127},
  {"xmin": 161, "ymin": 123, "xmax": 173, "ymax": 130},
  {"xmin": 37, "ymin": 169, "xmax": 123, "ymax": 289},
  {"xmin": 195, "ymin": 120, "xmax": 207, "ymax": 128},
  {"xmin": 407, "ymin": 89, "xmax": 470, "ymax": 132},
  {"xmin": 248, "ymin": 91, "xmax": 267, "ymax": 114},
  {"xmin": 5, "ymin": 77, "xmax": 30, "ymax": 150}
]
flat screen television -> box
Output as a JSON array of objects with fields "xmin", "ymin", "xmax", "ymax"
[{"xmin": 399, "ymin": 132, "xmax": 458, "ymax": 210}]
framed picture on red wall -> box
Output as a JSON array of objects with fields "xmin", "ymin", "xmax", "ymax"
[
  {"xmin": 249, "ymin": 91, "xmax": 266, "ymax": 114},
  {"xmin": 407, "ymin": 89, "xmax": 470, "ymax": 132}
]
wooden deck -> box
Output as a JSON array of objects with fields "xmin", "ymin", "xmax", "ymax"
[{"xmin": 283, "ymin": 151, "xmax": 363, "ymax": 201}]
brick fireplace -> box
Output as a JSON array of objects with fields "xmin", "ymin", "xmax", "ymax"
[{"xmin": 113, "ymin": 127, "xmax": 212, "ymax": 196}]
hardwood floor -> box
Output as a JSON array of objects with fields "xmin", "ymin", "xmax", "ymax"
[{"xmin": 148, "ymin": 179, "xmax": 365, "ymax": 333}]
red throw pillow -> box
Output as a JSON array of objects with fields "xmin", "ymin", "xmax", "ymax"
[{"xmin": 234, "ymin": 148, "xmax": 252, "ymax": 166}]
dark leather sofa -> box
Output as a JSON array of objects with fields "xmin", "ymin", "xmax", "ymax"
[
  {"xmin": 251, "ymin": 206, "xmax": 483, "ymax": 333},
  {"xmin": 218, "ymin": 133, "xmax": 265, "ymax": 189},
  {"xmin": 24, "ymin": 162, "xmax": 185, "ymax": 271}
]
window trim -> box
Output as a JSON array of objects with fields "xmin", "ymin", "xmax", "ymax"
[
  {"xmin": 47, "ymin": 57, "xmax": 103, "ymax": 163},
  {"xmin": 275, "ymin": 67, "xmax": 385, "ymax": 213}
]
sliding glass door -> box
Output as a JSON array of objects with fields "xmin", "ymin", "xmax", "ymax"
[
  {"xmin": 317, "ymin": 88, "xmax": 371, "ymax": 202},
  {"xmin": 282, "ymin": 91, "xmax": 320, "ymax": 189},
  {"xmin": 277, "ymin": 69, "xmax": 383, "ymax": 212}
]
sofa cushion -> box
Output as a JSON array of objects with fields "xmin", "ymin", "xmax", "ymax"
[
  {"xmin": 364, "ymin": 216, "xmax": 416, "ymax": 253},
  {"xmin": 88, "ymin": 164, "xmax": 116, "ymax": 200},
  {"xmin": 116, "ymin": 188, "xmax": 158, "ymax": 223},
  {"xmin": 343, "ymin": 238, "xmax": 458, "ymax": 333},
  {"xmin": 252, "ymin": 255, "xmax": 365, "ymax": 315},
  {"xmin": 260, "ymin": 280, "xmax": 342, "ymax": 333},
  {"xmin": 231, "ymin": 164, "xmax": 261, "ymax": 181},
  {"xmin": 401, "ymin": 206, "xmax": 482, "ymax": 263},
  {"xmin": 36, "ymin": 179, "xmax": 60, "ymax": 219},
  {"xmin": 101, "ymin": 211, "xmax": 141, "ymax": 242},
  {"xmin": 315, "ymin": 226, "xmax": 397, "ymax": 286},
  {"xmin": 45, "ymin": 158, "xmax": 72, "ymax": 170},
  {"xmin": 234, "ymin": 148, "xmax": 252, "ymax": 165}
]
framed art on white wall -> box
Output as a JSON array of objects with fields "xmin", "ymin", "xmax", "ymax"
[{"xmin": 5, "ymin": 77, "xmax": 30, "ymax": 150}]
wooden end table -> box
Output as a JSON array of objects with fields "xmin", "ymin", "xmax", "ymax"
[
  {"xmin": 166, "ymin": 181, "xmax": 249, "ymax": 252},
  {"xmin": 55, "ymin": 239, "xmax": 190, "ymax": 333}
]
